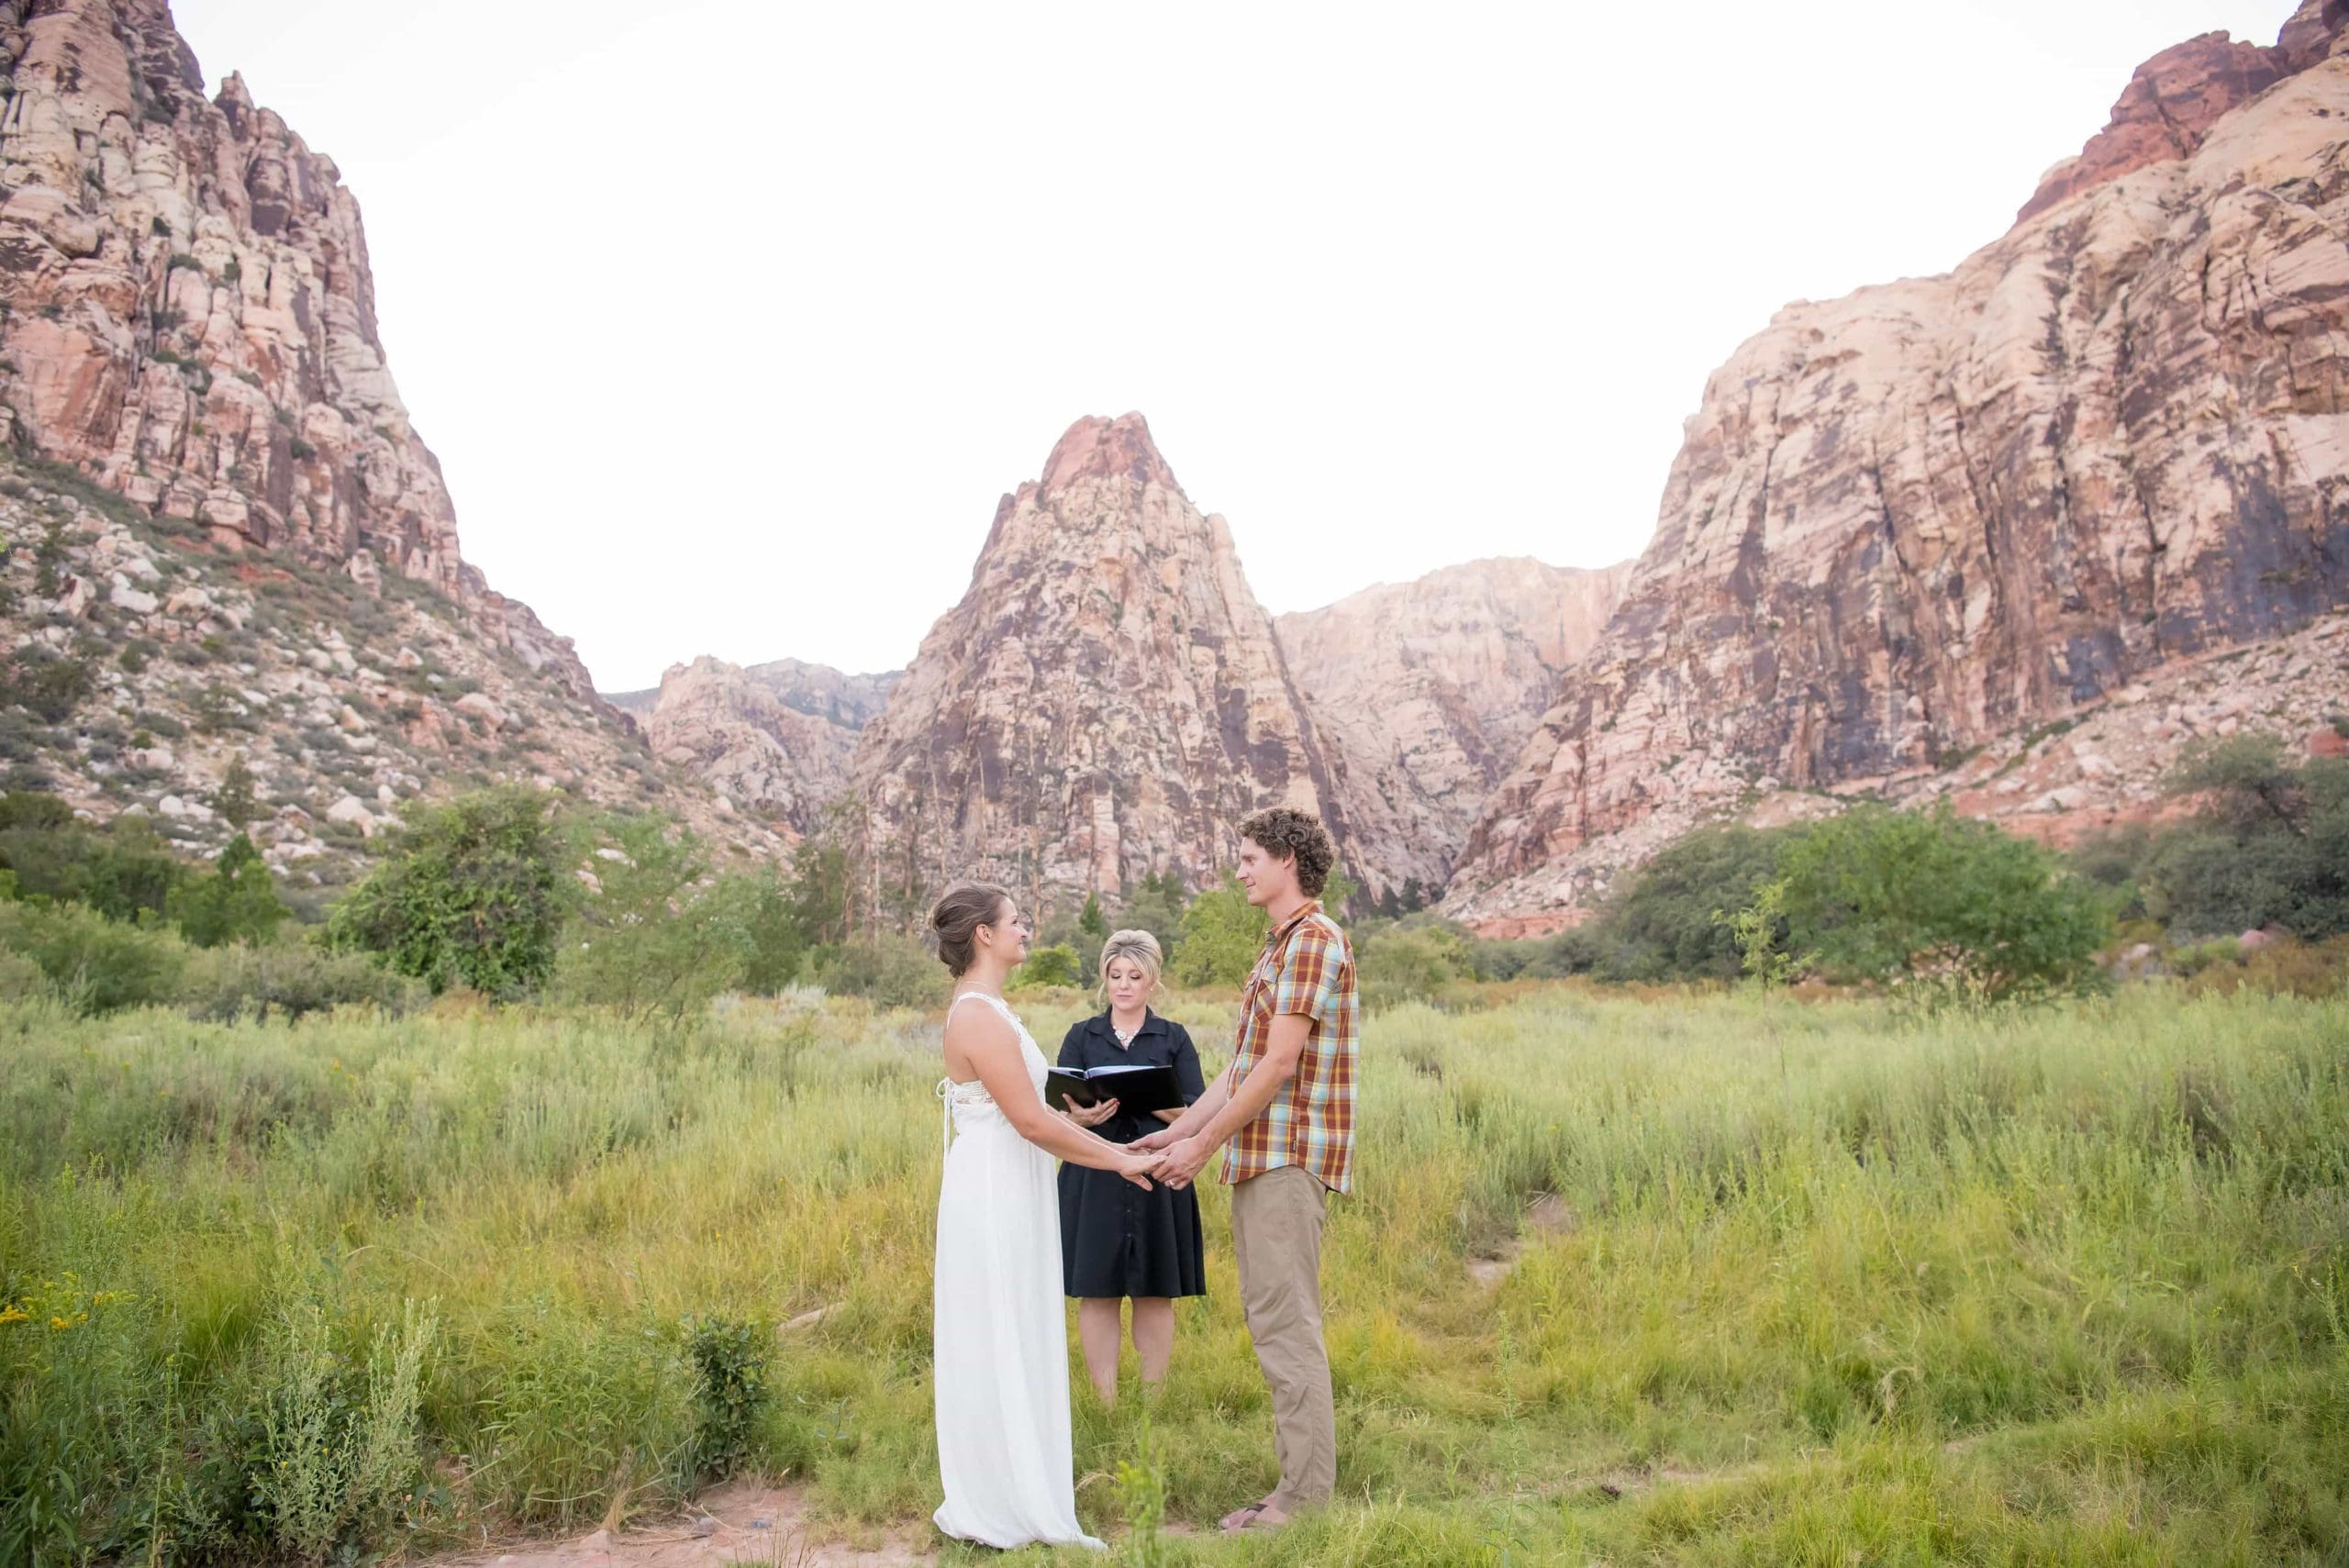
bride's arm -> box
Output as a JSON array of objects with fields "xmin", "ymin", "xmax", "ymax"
[{"xmin": 951, "ymin": 1009, "xmax": 1159, "ymax": 1181}]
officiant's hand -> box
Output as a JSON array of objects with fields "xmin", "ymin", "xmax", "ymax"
[
  {"xmin": 1157, "ymin": 1134, "xmax": 1211, "ymax": 1190},
  {"xmin": 1063, "ymin": 1096, "xmax": 1119, "ymax": 1129},
  {"xmin": 1115, "ymin": 1149, "xmax": 1162, "ymax": 1192}
]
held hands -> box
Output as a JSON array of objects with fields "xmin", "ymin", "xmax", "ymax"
[
  {"xmin": 1130, "ymin": 1127, "xmax": 1176, "ymax": 1152},
  {"xmin": 1155, "ymin": 1135, "xmax": 1212, "ymax": 1190},
  {"xmin": 1117, "ymin": 1148, "xmax": 1164, "ymax": 1191}
]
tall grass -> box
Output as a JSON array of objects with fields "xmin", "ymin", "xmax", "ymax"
[{"xmin": 1, "ymin": 982, "xmax": 2343, "ymax": 1564}]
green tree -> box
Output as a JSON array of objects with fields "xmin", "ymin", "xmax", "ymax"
[
  {"xmin": 1778, "ymin": 801, "xmax": 2110, "ymax": 1000},
  {"xmin": 214, "ymin": 751, "xmax": 259, "ymax": 831},
  {"xmin": 2165, "ymin": 734, "xmax": 2307, "ymax": 832},
  {"xmin": 2139, "ymin": 740, "xmax": 2349, "ymax": 940},
  {"xmin": 168, "ymin": 832, "xmax": 288, "ymax": 948},
  {"xmin": 1119, "ymin": 870, "xmax": 1190, "ymax": 955},
  {"xmin": 551, "ymin": 813, "xmax": 747, "ymax": 1020},
  {"xmin": 718, "ymin": 868, "xmax": 809, "ymax": 995},
  {"xmin": 0, "ymin": 797, "xmax": 186, "ymax": 922},
  {"xmin": 1168, "ymin": 873, "xmax": 1267, "ymax": 987},
  {"xmin": 32, "ymin": 517, "xmax": 67, "ymax": 597},
  {"xmin": 789, "ymin": 835, "xmax": 855, "ymax": 948},
  {"xmin": 1074, "ymin": 888, "xmax": 1109, "ymax": 968},
  {"xmin": 1598, "ymin": 823, "xmax": 1791, "ymax": 982},
  {"xmin": 1008, "ymin": 941, "xmax": 1081, "ymax": 991},
  {"xmin": 813, "ymin": 933, "xmax": 939, "ymax": 1006},
  {"xmin": 1711, "ymin": 875, "xmax": 1809, "ymax": 990},
  {"xmin": 326, "ymin": 786, "xmax": 573, "ymax": 997},
  {"xmin": 1323, "ymin": 859, "xmax": 1360, "ymax": 917},
  {"xmin": 1357, "ymin": 921, "xmax": 1475, "ymax": 1008}
]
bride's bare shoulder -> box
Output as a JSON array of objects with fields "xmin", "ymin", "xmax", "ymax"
[{"xmin": 942, "ymin": 994, "xmax": 1018, "ymax": 1049}]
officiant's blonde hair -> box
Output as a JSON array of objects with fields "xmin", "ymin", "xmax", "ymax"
[{"xmin": 1097, "ymin": 929, "xmax": 1163, "ymax": 992}]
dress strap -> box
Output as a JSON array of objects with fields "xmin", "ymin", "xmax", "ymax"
[{"xmin": 949, "ymin": 989, "xmax": 1008, "ymax": 1020}]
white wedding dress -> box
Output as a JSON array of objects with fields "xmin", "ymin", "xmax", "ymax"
[{"xmin": 933, "ymin": 990, "xmax": 1106, "ymax": 1551}]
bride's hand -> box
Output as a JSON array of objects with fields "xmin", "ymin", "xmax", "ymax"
[
  {"xmin": 1117, "ymin": 1150, "xmax": 1162, "ymax": 1191},
  {"xmin": 1064, "ymin": 1096, "xmax": 1119, "ymax": 1129}
]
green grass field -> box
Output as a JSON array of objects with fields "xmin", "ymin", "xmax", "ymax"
[{"xmin": 3, "ymin": 982, "xmax": 2344, "ymax": 1565}]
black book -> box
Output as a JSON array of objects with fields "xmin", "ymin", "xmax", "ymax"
[{"xmin": 1045, "ymin": 1062, "xmax": 1182, "ymax": 1116}]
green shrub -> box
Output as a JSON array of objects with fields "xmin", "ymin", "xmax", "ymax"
[
  {"xmin": 1780, "ymin": 800, "xmax": 2110, "ymax": 1000},
  {"xmin": 254, "ymin": 1296, "xmax": 439, "ymax": 1565},
  {"xmin": 0, "ymin": 801, "xmax": 188, "ymax": 921},
  {"xmin": 178, "ymin": 939, "xmax": 424, "ymax": 1023},
  {"xmin": 1593, "ymin": 822, "xmax": 1791, "ymax": 982},
  {"xmin": 0, "ymin": 945, "xmax": 47, "ymax": 1000},
  {"xmin": 1358, "ymin": 922, "xmax": 1478, "ymax": 1009},
  {"xmin": 168, "ymin": 833, "xmax": 288, "ymax": 948},
  {"xmin": 550, "ymin": 813, "xmax": 747, "ymax": 1020},
  {"xmin": 679, "ymin": 1313, "xmax": 766, "ymax": 1482},
  {"xmin": 811, "ymin": 933, "xmax": 938, "ymax": 1006},
  {"xmin": 2180, "ymin": 934, "xmax": 2349, "ymax": 999},
  {"xmin": 0, "ymin": 897, "xmax": 188, "ymax": 1014},
  {"xmin": 325, "ymin": 787, "xmax": 573, "ymax": 997},
  {"xmin": 1, "ymin": 647, "xmax": 94, "ymax": 721},
  {"xmin": 2139, "ymin": 740, "xmax": 2349, "ymax": 940},
  {"xmin": 1008, "ymin": 941, "xmax": 1081, "ymax": 991}
]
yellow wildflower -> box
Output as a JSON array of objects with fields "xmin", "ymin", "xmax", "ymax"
[
  {"xmin": 0, "ymin": 1306, "xmax": 27, "ymax": 1327},
  {"xmin": 49, "ymin": 1316, "xmax": 69, "ymax": 1330}
]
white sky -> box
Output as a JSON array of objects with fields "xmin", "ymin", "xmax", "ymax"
[{"xmin": 173, "ymin": 0, "xmax": 2301, "ymax": 691}]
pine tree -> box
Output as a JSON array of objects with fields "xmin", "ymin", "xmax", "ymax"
[{"xmin": 214, "ymin": 751, "xmax": 258, "ymax": 832}]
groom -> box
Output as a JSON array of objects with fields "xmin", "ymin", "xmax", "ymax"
[{"xmin": 1141, "ymin": 806, "xmax": 1357, "ymax": 1532}]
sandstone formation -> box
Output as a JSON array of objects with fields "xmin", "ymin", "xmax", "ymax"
[
  {"xmin": 1451, "ymin": 0, "xmax": 2349, "ymax": 921},
  {"xmin": 2017, "ymin": 3, "xmax": 2345, "ymax": 224},
  {"xmin": 0, "ymin": 0, "xmax": 770, "ymax": 877},
  {"xmin": 0, "ymin": 463, "xmax": 786, "ymax": 881},
  {"xmin": 851, "ymin": 413, "xmax": 1336, "ymax": 914},
  {"xmin": 0, "ymin": 0, "xmax": 590, "ymax": 692},
  {"xmin": 630, "ymin": 656, "xmax": 897, "ymax": 834},
  {"xmin": 1275, "ymin": 558, "xmax": 1631, "ymax": 901}
]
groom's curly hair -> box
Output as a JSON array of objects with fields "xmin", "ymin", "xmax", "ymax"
[{"xmin": 1238, "ymin": 806, "xmax": 1333, "ymax": 898}]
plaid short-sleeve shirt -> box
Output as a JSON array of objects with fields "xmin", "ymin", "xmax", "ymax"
[{"xmin": 1219, "ymin": 899, "xmax": 1359, "ymax": 1194}]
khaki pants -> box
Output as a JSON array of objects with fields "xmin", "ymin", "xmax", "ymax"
[{"xmin": 1229, "ymin": 1163, "xmax": 1335, "ymax": 1510}]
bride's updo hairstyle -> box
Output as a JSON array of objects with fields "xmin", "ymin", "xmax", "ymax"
[{"xmin": 929, "ymin": 882, "xmax": 1011, "ymax": 977}]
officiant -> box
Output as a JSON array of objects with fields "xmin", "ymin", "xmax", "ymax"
[{"xmin": 1056, "ymin": 929, "xmax": 1208, "ymax": 1403}]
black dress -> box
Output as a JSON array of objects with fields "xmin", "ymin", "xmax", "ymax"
[{"xmin": 1056, "ymin": 1010, "xmax": 1208, "ymax": 1300}]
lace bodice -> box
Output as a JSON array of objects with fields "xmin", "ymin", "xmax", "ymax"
[{"xmin": 937, "ymin": 991, "xmax": 1047, "ymax": 1150}]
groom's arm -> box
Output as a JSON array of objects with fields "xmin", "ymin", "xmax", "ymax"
[
  {"xmin": 1134, "ymin": 1059, "xmax": 1234, "ymax": 1149},
  {"xmin": 1156, "ymin": 1016, "xmax": 1310, "ymax": 1187}
]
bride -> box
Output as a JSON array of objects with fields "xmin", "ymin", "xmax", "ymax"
[{"xmin": 929, "ymin": 883, "xmax": 1162, "ymax": 1551}]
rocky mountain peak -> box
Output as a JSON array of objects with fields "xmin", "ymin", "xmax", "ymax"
[
  {"xmin": 852, "ymin": 414, "xmax": 1332, "ymax": 913},
  {"xmin": 1448, "ymin": 2, "xmax": 2349, "ymax": 923},
  {"xmin": 2016, "ymin": 0, "xmax": 2346, "ymax": 224},
  {"xmin": 1036, "ymin": 411, "xmax": 1180, "ymax": 497},
  {"xmin": 0, "ymin": 0, "xmax": 765, "ymax": 881}
]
